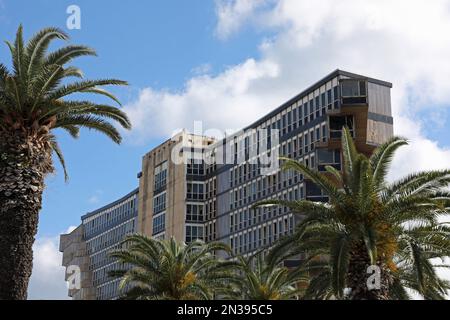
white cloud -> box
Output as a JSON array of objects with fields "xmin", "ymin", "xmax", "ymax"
[
  {"xmin": 191, "ymin": 63, "xmax": 213, "ymax": 76},
  {"xmin": 123, "ymin": 58, "xmax": 280, "ymax": 143},
  {"xmin": 28, "ymin": 236, "xmax": 68, "ymax": 300},
  {"xmin": 88, "ymin": 195, "xmax": 99, "ymax": 204},
  {"xmin": 28, "ymin": 226, "xmax": 76, "ymax": 300},
  {"xmin": 389, "ymin": 116, "xmax": 450, "ymax": 181},
  {"xmin": 215, "ymin": 0, "xmax": 271, "ymax": 39},
  {"xmin": 88, "ymin": 189, "xmax": 103, "ymax": 205}
]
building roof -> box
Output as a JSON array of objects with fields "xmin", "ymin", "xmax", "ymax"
[
  {"xmin": 241, "ymin": 69, "xmax": 392, "ymax": 132},
  {"xmin": 81, "ymin": 188, "xmax": 139, "ymax": 221}
]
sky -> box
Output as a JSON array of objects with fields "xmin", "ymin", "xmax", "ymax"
[{"xmin": 0, "ymin": 0, "xmax": 449, "ymax": 299}]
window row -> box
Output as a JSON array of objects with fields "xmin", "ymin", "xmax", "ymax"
[
  {"xmin": 86, "ymin": 219, "xmax": 136, "ymax": 255},
  {"xmin": 228, "ymin": 123, "xmax": 327, "ymax": 189},
  {"xmin": 229, "ymin": 186, "xmax": 303, "ymax": 233},
  {"xmin": 84, "ymin": 197, "xmax": 137, "ymax": 238},
  {"xmin": 229, "ymin": 169, "xmax": 309, "ymax": 210},
  {"xmin": 230, "ymin": 215, "xmax": 295, "ymax": 255},
  {"xmin": 204, "ymin": 220, "xmax": 217, "ymax": 242}
]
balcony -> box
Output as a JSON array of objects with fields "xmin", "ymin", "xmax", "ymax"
[{"xmin": 330, "ymin": 115, "xmax": 354, "ymax": 136}]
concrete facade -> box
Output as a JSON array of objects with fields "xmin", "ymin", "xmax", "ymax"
[{"xmin": 59, "ymin": 225, "xmax": 95, "ymax": 300}]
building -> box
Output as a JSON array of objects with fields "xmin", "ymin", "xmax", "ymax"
[
  {"xmin": 212, "ymin": 69, "xmax": 393, "ymax": 257},
  {"xmin": 60, "ymin": 188, "xmax": 138, "ymax": 300},
  {"xmin": 60, "ymin": 69, "xmax": 393, "ymax": 299},
  {"xmin": 137, "ymin": 132, "xmax": 216, "ymax": 242}
]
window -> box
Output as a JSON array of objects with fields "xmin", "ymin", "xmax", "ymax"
[
  {"xmin": 186, "ymin": 204, "xmax": 204, "ymax": 222},
  {"xmin": 327, "ymin": 89, "xmax": 332, "ymax": 110},
  {"xmin": 340, "ymin": 79, "xmax": 368, "ymax": 104},
  {"xmin": 154, "ymin": 162, "xmax": 167, "ymax": 192},
  {"xmin": 187, "ymin": 182, "xmax": 204, "ymax": 200},
  {"xmin": 333, "ymin": 86, "xmax": 340, "ymax": 109},
  {"xmin": 341, "ymin": 79, "xmax": 367, "ymax": 97},
  {"xmin": 303, "ymin": 103, "xmax": 308, "ymax": 123},
  {"xmin": 304, "ymin": 134, "xmax": 309, "ymax": 153},
  {"xmin": 322, "ymin": 125, "xmax": 327, "ymax": 142},
  {"xmin": 315, "ymin": 96, "xmax": 320, "ymax": 117},
  {"xmin": 152, "ymin": 212, "xmax": 165, "ymax": 235},
  {"xmin": 317, "ymin": 149, "xmax": 341, "ymax": 172},
  {"xmin": 329, "ymin": 115, "xmax": 354, "ymax": 138},
  {"xmin": 186, "ymin": 225, "xmax": 204, "ymax": 243},
  {"xmin": 187, "ymin": 158, "xmax": 205, "ymax": 175},
  {"xmin": 153, "ymin": 192, "xmax": 166, "ymax": 214}
]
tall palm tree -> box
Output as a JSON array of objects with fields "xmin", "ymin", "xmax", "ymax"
[
  {"xmin": 222, "ymin": 251, "xmax": 308, "ymax": 300},
  {"xmin": 0, "ymin": 26, "xmax": 130, "ymax": 299},
  {"xmin": 257, "ymin": 127, "xmax": 450, "ymax": 300},
  {"xmin": 109, "ymin": 235, "xmax": 232, "ymax": 300}
]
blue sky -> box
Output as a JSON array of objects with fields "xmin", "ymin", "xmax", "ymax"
[
  {"xmin": 1, "ymin": 0, "xmax": 450, "ymax": 299},
  {"xmin": 0, "ymin": 0, "xmax": 269, "ymax": 238}
]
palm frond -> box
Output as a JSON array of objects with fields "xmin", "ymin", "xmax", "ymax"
[{"xmin": 370, "ymin": 136, "xmax": 408, "ymax": 189}]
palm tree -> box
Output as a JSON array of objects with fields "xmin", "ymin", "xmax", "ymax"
[
  {"xmin": 0, "ymin": 26, "xmax": 130, "ymax": 299},
  {"xmin": 109, "ymin": 235, "xmax": 233, "ymax": 300},
  {"xmin": 222, "ymin": 251, "xmax": 308, "ymax": 300},
  {"xmin": 257, "ymin": 127, "xmax": 450, "ymax": 300}
]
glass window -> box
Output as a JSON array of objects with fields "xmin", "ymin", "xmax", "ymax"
[{"xmin": 152, "ymin": 212, "xmax": 165, "ymax": 235}]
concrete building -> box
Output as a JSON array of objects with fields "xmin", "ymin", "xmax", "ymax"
[
  {"xmin": 60, "ymin": 70, "xmax": 393, "ymax": 299},
  {"xmin": 212, "ymin": 69, "xmax": 393, "ymax": 257},
  {"xmin": 60, "ymin": 188, "xmax": 138, "ymax": 300},
  {"xmin": 137, "ymin": 132, "xmax": 216, "ymax": 242}
]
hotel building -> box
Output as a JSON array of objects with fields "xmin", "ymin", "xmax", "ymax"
[{"xmin": 60, "ymin": 70, "xmax": 393, "ymax": 299}]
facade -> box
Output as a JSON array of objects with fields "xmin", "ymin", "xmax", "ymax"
[
  {"xmin": 213, "ymin": 70, "xmax": 393, "ymax": 257},
  {"xmin": 137, "ymin": 132, "xmax": 216, "ymax": 242},
  {"xmin": 59, "ymin": 225, "xmax": 95, "ymax": 300},
  {"xmin": 60, "ymin": 69, "xmax": 393, "ymax": 299},
  {"xmin": 60, "ymin": 188, "xmax": 138, "ymax": 300}
]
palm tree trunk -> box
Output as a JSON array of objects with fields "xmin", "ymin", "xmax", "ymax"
[
  {"xmin": 347, "ymin": 242, "xmax": 392, "ymax": 300},
  {"xmin": 0, "ymin": 130, "xmax": 49, "ymax": 300}
]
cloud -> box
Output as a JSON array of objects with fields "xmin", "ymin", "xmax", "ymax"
[
  {"xmin": 88, "ymin": 195, "xmax": 99, "ymax": 204},
  {"xmin": 27, "ymin": 228, "xmax": 76, "ymax": 300},
  {"xmin": 389, "ymin": 116, "xmax": 450, "ymax": 181},
  {"xmin": 191, "ymin": 63, "xmax": 213, "ymax": 76},
  {"xmin": 88, "ymin": 189, "xmax": 103, "ymax": 205},
  {"xmin": 123, "ymin": 58, "xmax": 280, "ymax": 143},
  {"xmin": 28, "ymin": 226, "xmax": 76, "ymax": 300},
  {"xmin": 215, "ymin": 0, "xmax": 271, "ymax": 39}
]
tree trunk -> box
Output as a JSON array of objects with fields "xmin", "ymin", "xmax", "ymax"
[
  {"xmin": 347, "ymin": 242, "xmax": 393, "ymax": 300},
  {"xmin": 0, "ymin": 130, "xmax": 51, "ymax": 300}
]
